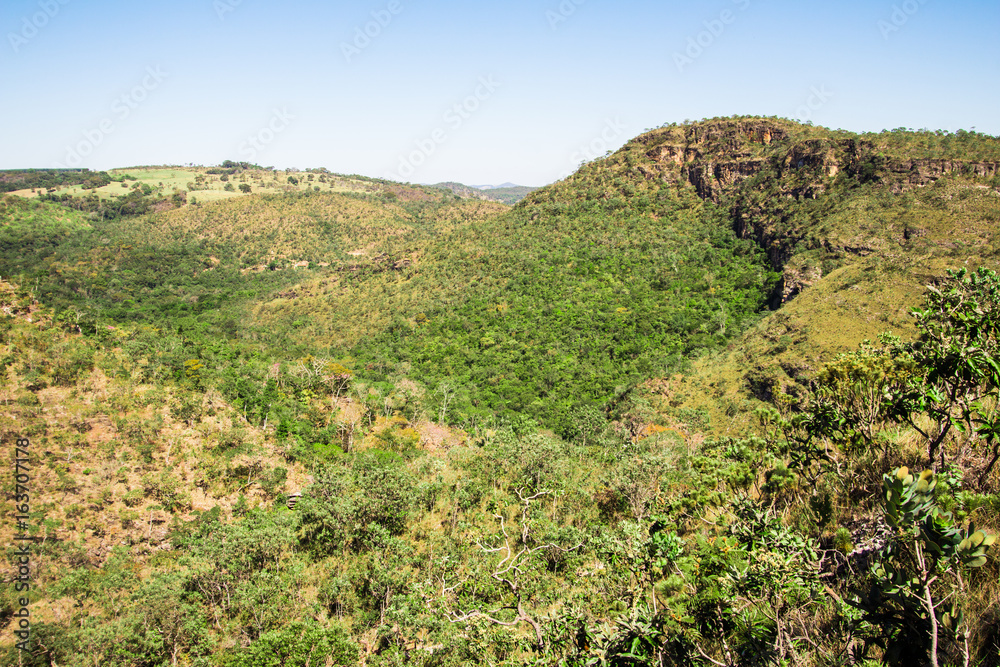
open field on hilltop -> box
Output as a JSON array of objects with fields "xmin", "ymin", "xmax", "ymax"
[{"xmin": 3, "ymin": 166, "xmax": 398, "ymax": 202}]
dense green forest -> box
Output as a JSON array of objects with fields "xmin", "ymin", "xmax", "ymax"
[{"xmin": 1, "ymin": 118, "xmax": 999, "ymax": 666}]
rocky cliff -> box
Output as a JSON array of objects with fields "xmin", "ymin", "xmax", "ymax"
[{"xmin": 620, "ymin": 118, "xmax": 1000, "ymax": 303}]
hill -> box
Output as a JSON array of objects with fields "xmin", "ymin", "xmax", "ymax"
[
  {"xmin": 2, "ymin": 161, "xmax": 775, "ymax": 436},
  {"xmin": 545, "ymin": 117, "xmax": 1000, "ymax": 432},
  {"xmin": 429, "ymin": 181, "xmax": 538, "ymax": 204},
  {"xmin": 0, "ymin": 169, "xmax": 112, "ymax": 193},
  {"xmin": 3, "ymin": 165, "xmax": 435, "ymax": 215}
]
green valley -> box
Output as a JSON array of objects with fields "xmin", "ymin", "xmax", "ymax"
[{"xmin": 1, "ymin": 117, "xmax": 999, "ymax": 667}]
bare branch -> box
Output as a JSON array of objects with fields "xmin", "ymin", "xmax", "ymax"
[
  {"xmin": 441, "ymin": 489, "xmax": 562, "ymax": 651},
  {"xmin": 515, "ymin": 488, "xmax": 551, "ymax": 503},
  {"xmin": 694, "ymin": 643, "xmax": 728, "ymax": 667}
]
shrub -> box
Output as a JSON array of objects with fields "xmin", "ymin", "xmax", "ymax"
[
  {"xmin": 225, "ymin": 621, "xmax": 358, "ymax": 667},
  {"xmin": 297, "ymin": 451, "xmax": 415, "ymax": 554}
]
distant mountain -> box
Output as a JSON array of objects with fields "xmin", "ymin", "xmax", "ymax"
[
  {"xmin": 430, "ymin": 181, "xmax": 538, "ymax": 204},
  {"xmin": 470, "ymin": 182, "xmax": 520, "ymax": 190}
]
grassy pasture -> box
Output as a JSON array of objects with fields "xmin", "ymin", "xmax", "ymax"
[{"xmin": 4, "ymin": 166, "xmax": 390, "ymax": 203}]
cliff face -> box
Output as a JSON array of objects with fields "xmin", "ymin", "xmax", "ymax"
[
  {"xmin": 640, "ymin": 120, "xmax": 999, "ymax": 202},
  {"xmin": 637, "ymin": 119, "xmax": 788, "ymax": 199},
  {"xmin": 628, "ymin": 119, "xmax": 1000, "ymax": 304},
  {"xmin": 886, "ymin": 158, "xmax": 999, "ymax": 187}
]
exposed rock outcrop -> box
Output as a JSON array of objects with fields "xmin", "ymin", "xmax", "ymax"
[{"xmin": 631, "ymin": 119, "xmax": 1000, "ymax": 304}]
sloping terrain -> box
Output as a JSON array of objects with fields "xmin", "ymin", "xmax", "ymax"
[{"xmin": 528, "ymin": 117, "xmax": 1000, "ymax": 431}]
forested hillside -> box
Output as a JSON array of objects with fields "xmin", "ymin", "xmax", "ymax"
[
  {"xmin": 2, "ymin": 118, "xmax": 999, "ymax": 666},
  {"xmin": 429, "ymin": 183, "xmax": 538, "ymax": 205}
]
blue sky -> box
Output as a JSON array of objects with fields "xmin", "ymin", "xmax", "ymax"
[{"xmin": 1, "ymin": 0, "xmax": 998, "ymax": 185}]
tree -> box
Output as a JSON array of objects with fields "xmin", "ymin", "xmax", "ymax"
[
  {"xmin": 227, "ymin": 621, "xmax": 358, "ymax": 667},
  {"xmin": 297, "ymin": 451, "xmax": 415, "ymax": 554},
  {"xmin": 886, "ymin": 268, "xmax": 1000, "ymax": 470},
  {"xmin": 764, "ymin": 268, "xmax": 1000, "ymax": 487},
  {"xmin": 239, "ymin": 183, "xmax": 252, "ymax": 193}
]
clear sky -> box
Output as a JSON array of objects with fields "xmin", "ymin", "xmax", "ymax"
[{"xmin": 1, "ymin": 0, "xmax": 998, "ymax": 186}]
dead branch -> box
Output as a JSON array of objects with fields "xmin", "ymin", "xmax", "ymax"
[{"xmin": 442, "ymin": 488, "xmax": 583, "ymax": 652}]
